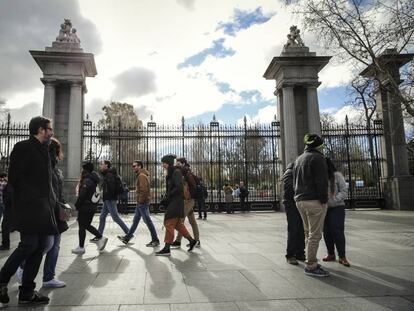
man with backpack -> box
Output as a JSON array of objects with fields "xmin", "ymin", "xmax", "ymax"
[
  {"xmin": 170, "ymin": 157, "xmax": 200, "ymax": 249},
  {"xmin": 118, "ymin": 160, "xmax": 160, "ymax": 246},
  {"xmin": 93, "ymin": 160, "xmax": 130, "ymax": 239}
]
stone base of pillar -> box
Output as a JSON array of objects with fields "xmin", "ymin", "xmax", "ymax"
[
  {"xmin": 63, "ymin": 179, "xmax": 80, "ymax": 206},
  {"xmin": 382, "ymin": 176, "xmax": 414, "ymax": 210}
]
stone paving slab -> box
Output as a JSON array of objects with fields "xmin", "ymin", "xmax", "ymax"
[{"xmin": 0, "ymin": 210, "xmax": 413, "ymax": 310}]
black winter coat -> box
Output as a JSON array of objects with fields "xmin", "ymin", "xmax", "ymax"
[
  {"xmin": 163, "ymin": 167, "xmax": 184, "ymax": 220},
  {"xmin": 75, "ymin": 172, "xmax": 100, "ymax": 214},
  {"xmin": 8, "ymin": 136, "xmax": 58, "ymax": 235},
  {"xmin": 102, "ymin": 167, "xmax": 118, "ymax": 201},
  {"xmin": 51, "ymin": 165, "xmax": 69, "ymax": 233},
  {"xmin": 282, "ymin": 163, "xmax": 295, "ymax": 208}
]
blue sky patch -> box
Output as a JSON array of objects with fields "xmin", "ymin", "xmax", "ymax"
[
  {"xmin": 318, "ymin": 86, "xmax": 349, "ymax": 111},
  {"xmin": 177, "ymin": 38, "xmax": 235, "ymax": 69},
  {"xmin": 217, "ymin": 7, "xmax": 274, "ymax": 37}
]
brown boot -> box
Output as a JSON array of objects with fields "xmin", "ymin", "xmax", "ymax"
[
  {"xmin": 339, "ymin": 257, "xmax": 350, "ymax": 267},
  {"xmin": 323, "ymin": 254, "xmax": 336, "ymax": 262}
]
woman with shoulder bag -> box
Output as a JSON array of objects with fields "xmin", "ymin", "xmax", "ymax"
[
  {"xmin": 72, "ymin": 162, "xmax": 108, "ymax": 255},
  {"xmin": 322, "ymin": 158, "xmax": 350, "ymax": 267},
  {"xmin": 16, "ymin": 138, "xmax": 69, "ymax": 288}
]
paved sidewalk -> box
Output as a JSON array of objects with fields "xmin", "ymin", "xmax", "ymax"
[{"xmin": 0, "ymin": 210, "xmax": 413, "ymax": 310}]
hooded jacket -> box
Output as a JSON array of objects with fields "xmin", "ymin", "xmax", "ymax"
[
  {"xmin": 75, "ymin": 171, "xmax": 100, "ymax": 213},
  {"xmin": 136, "ymin": 168, "xmax": 151, "ymax": 204},
  {"xmin": 102, "ymin": 167, "xmax": 118, "ymax": 200},
  {"xmin": 293, "ymin": 146, "xmax": 328, "ymax": 204}
]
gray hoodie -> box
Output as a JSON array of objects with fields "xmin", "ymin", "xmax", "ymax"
[{"xmin": 327, "ymin": 172, "xmax": 348, "ymax": 208}]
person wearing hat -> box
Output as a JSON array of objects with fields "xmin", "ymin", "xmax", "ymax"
[
  {"xmin": 72, "ymin": 162, "xmax": 108, "ymax": 255},
  {"xmin": 155, "ymin": 154, "xmax": 197, "ymax": 256},
  {"xmin": 293, "ymin": 133, "xmax": 330, "ymax": 277}
]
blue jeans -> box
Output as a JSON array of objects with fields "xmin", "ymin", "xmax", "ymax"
[
  {"xmin": 20, "ymin": 235, "xmax": 54, "ymax": 270},
  {"xmin": 98, "ymin": 200, "xmax": 129, "ymax": 235},
  {"xmin": 43, "ymin": 234, "xmax": 61, "ymax": 282},
  {"xmin": 126, "ymin": 203, "xmax": 158, "ymax": 241},
  {"xmin": 0, "ymin": 233, "xmax": 48, "ymax": 298}
]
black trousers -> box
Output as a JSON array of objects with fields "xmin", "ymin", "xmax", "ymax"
[
  {"xmin": 284, "ymin": 203, "xmax": 305, "ymax": 258},
  {"xmin": 0, "ymin": 233, "xmax": 47, "ymax": 298},
  {"xmin": 323, "ymin": 206, "xmax": 346, "ymax": 258},
  {"xmin": 78, "ymin": 211, "xmax": 101, "ymax": 248},
  {"xmin": 197, "ymin": 198, "xmax": 207, "ymax": 219}
]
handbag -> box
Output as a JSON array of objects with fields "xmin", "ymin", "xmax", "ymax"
[{"xmin": 57, "ymin": 202, "xmax": 72, "ymax": 221}]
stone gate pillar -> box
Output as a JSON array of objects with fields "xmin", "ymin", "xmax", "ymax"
[
  {"xmin": 263, "ymin": 26, "xmax": 331, "ymax": 168},
  {"xmin": 30, "ymin": 19, "xmax": 97, "ymax": 203},
  {"xmin": 361, "ymin": 49, "xmax": 414, "ymax": 210}
]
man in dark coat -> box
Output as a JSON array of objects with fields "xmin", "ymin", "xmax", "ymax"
[
  {"xmin": 0, "ymin": 116, "xmax": 57, "ymax": 305},
  {"xmin": 155, "ymin": 154, "xmax": 197, "ymax": 256},
  {"xmin": 283, "ymin": 163, "xmax": 305, "ymax": 265}
]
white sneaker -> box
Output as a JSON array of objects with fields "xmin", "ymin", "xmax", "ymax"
[
  {"xmin": 43, "ymin": 279, "xmax": 66, "ymax": 288},
  {"xmin": 71, "ymin": 246, "xmax": 85, "ymax": 255},
  {"xmin": 97, "ymin": 237, "xmax": 108, "ymax": 251},
  {"xmin": 16, "ymin": 266, "xmax": 23, "ymax": 284}
]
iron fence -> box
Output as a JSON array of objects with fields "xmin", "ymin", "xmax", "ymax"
[
  {"xmin": 0, "ymin": 114, "xmax": 388, "ymax": 210},
  {"xmin": 82, "ymin": 116, "xmax": 282, "ymax": 212}
]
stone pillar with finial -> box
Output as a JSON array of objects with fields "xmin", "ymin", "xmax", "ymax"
[
  {"xmin": 263, "ymin": 25, "xmax": 331, "ymax": 169},
  {"xmin": 30, "ymin": 19, "xmax": 97, "ymax": 203}
]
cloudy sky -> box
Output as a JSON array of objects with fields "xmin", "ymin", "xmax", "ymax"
[{"xmin": 0, "ymin": 0, "xmax": 358, "ymax": 125}]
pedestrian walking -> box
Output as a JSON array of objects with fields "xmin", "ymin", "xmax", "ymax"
[
  {"xmin": 293, "ymin": 133, "xmax": 329, "ymax": 277},
  {"xmin": 94, "ymin": 160, "xmax": 129, "ymax": 237},
  {"xmin": 283, "ymin": 163, "xmax": 305, "ymax": 265},
  {"xmin": 40, "ymin": 138, "xmax": 69, "ymax": 287},
  {"xmin": 0, "ymin": 172, "xmax": 12, "ymax": 251},
  {"xmin": 155, "ymin": 154, "xmax": 197, "ymax": 256},
  {"xmin": 72, "ymin": 162, "xmax": 108, "ymax": 254},
  {"xmin": 323, "ymin": 158, "xmax": 350, "ymax": 267},
  {"xmin": 0, "ymin": 116, "xmax": 57, "ymax": 305},
  {"xmin": 170, "ymin": 157, "xmax": 200, "ymax": 249},
  {"xmin": 118, "ymin": 160, "xmax": 160, "ymax": 246}
]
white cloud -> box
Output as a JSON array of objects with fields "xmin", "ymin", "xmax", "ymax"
[
  {"xmin": 237, "ymin": 104, "xmax": 276, "ymax": 125},
  {"xmin": 1, "ymin": 0, "xmax": 358, "ymax": 124}
]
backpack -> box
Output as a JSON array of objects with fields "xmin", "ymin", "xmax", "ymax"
[
  {"xmin": 183, "ymin": 171, "xmax": 198, "ymax": 199},
  {"xmin": 114, "ymin": 174, "xmax": 127, "ymax": 196}
]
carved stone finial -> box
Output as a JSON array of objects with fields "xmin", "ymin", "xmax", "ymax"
[{"xmin": 284, "ymin": 25, "xmax": 305, "ymax": 48}]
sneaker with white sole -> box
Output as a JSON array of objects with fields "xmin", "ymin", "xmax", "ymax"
[
  {"xmin": 304, "ymin": 264, "xmax": 330, "ymax": 277},
  {"xmin": 71, "ymin": 246, "xmax": 85, "ymax": 255},
  {"xmin": 97, "ymin": 237, "xmax": 108, "ymax": 251},
  {"xmin": 42, "ymin": 279, "xmax": 66, "ymax": 288},
  {"xmin": 16, "ymin": 266, "xmax": 23, "ymax": 284},
  {"xmin": 89, "ymin": 237, "xmax": 100, "ymax": 243}
]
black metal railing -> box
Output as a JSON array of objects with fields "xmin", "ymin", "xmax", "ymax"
[{"xmin": 0, "ymin": 113, "xmax": 387, "ymax": 210}]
